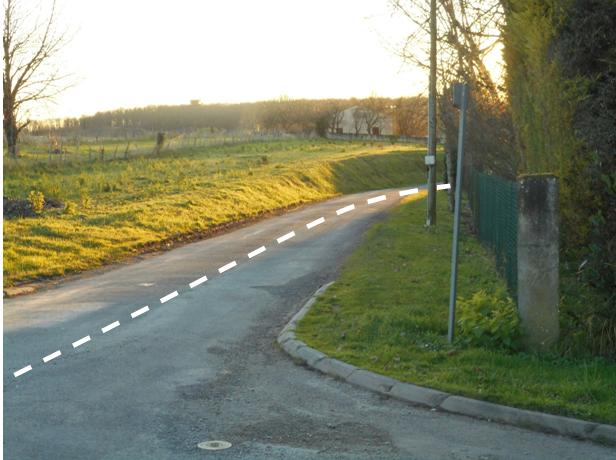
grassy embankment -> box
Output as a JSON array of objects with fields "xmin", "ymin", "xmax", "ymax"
[
  {"xmin": 296, "ymin": 194, "xmax": 616, "ymax": 425},
  {"xmin": 4, "ymin": 139, "xmax": 432, "ymax": 287}
]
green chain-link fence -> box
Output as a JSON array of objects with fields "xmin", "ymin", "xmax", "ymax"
[{"xmin": 468, "ymin": 169, "xmax": 519, "ymax": 299}]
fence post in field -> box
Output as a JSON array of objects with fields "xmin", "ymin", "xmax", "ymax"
[{"xmin": 517, "ymin": 175, "xmax": 559, "ymax": 351}]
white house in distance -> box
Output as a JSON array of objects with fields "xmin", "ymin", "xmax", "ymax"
[{"xmin": 337, "ymin": 106, "xmax": 393, "ymax": 136}]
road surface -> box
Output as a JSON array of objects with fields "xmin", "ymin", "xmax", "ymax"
[{"xmin": 4, "ymin": 188, "xmax": 613, "ymax": 459}]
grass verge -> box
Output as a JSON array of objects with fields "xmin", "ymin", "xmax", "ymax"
[
  {"xmin": 295, "ymin": 193, "xmax": 616, "ymax": 425},
  {"xmin": 4, "ymin": 139, "xmax": 432, "ymax": 287}
]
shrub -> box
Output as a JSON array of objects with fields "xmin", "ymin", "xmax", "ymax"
[
  {"xmin": 64, "ymin": 201, "xmax": 77, "ymax": 215},
  {"xmin": 28, "ymin": 190, "xmax": 45, "ymax": 214},
  {"xmin": 457, "ymin": 289, "xmax": 522, "ymax": 351}
]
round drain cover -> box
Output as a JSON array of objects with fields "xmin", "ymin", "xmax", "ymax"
[{"xmin": 197, "ymin": 440, "xmax": 232, "ymax": 451}]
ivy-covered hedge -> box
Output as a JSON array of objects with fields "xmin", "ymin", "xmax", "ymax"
[{"xmin": 503, "ymin": 0, "xmax": 615, "ymax": 358}]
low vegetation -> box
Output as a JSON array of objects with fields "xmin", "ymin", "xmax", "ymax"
[
  {"xmin": 3, "ymin": 139, "xmax": 431, "ymax": 287},
  {"xmin": 296, "ymin": 195, "xmax": 616, "ymax": 424}
]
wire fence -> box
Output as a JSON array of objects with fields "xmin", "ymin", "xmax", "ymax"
[
  {"xmin": 4, "ymin": 131, "xmax": 316, "ymax": 167},
  {"xmin": 468, "ymin": 168, "xmax": 519, "ymax": 299}
]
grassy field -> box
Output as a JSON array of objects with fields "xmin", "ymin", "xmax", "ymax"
[
  {"xmin": 3, "ymin": 139, "xmax": 432, "ymax": 287},
  {"xmin": 296, "ymin": 194, "xmax": 616, "ymax": 425},
  {"xmin": 7, "ymin": 132, "xmax": 280, "ymax": 163}
]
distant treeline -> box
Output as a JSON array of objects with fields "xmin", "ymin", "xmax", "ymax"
[{"xmin": 27, "ymin": 97, "xmax": 428, "ymax": 138}]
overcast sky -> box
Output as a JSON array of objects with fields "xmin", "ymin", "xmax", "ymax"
[{"xmin": 23, "ymin": 0, "xmax": 429, "ymax": 119}]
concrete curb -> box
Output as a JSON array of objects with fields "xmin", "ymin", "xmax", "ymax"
[{"xmin": 278, "ymin": 283, "xmax": 616, "ymax": 447}]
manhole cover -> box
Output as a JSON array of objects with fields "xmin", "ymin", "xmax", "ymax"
[{"xmin": 197, "ymin": 440, "xmax": 232, "ymax": 451}]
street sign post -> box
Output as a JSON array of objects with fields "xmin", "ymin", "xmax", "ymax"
[{"xmin": 447, "ymin": 82, "xmax": 469, "ymax": 343}]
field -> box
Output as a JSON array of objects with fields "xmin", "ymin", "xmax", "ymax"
[
  {"xmin": 9, "ymin": 131, "xmax": 290, "ymax": 163},
  {"xmin": 3, "ymin": 138, "xmax": 431, "ymax": 287},
  {"xmin": 296, "ymin": 195, "xmax": 616, "ymax": 424}
]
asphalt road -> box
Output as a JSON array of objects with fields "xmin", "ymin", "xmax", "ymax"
[{"xmin": 4, "ymin": 188, "xmax": 613, "ymax": 459}]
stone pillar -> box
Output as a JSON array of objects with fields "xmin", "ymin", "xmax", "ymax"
[{"xmin": 517, "ymin": 175, "xmax": 559, "ymax": 351}]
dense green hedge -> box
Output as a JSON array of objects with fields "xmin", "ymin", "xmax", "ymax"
[{"xmin": 503, "ymin": 0, "xmax": 615, "ymax": 358}]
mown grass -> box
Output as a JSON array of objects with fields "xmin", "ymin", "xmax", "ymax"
[
  {"xmin": 295, "ymin": 194, "xmax": 616, "ymax": 425},
  {"xmin": 3, "ymin": 139, "xmax": 432, "ymax": 286}
]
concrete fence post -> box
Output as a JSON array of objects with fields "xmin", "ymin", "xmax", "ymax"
[{"xmin": 517, "ymin": 175, "xmax": 559, "ymax": 351}]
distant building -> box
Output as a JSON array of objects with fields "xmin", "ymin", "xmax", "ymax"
[
  {"xmin": 338, "ymin": 106, "xmax": 393, "ymax": 136},
  {"xmin": 190, "ymin": 99, "xmax": 201, "ymax": 106}
]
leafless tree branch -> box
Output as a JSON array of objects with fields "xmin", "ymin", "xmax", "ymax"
[{"xmin": 3, "ymin": 0, "xmax": 72, "ymax": 157}]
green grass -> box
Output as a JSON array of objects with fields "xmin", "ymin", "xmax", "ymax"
[
  {"xmin": 5, "ymin": 136, "xmax": 157, "ymax": 162},
  {"xmin": 3, "ymin": 138, "xmax": 433, "ymax": 286},
  {"xmin": 295, "ymin": 194, "xmax": 616, "ymax": 425}
]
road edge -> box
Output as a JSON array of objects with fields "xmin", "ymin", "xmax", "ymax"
[
  {"xmin": 3, "ymin": 198, "xmax": 329, "ymax": 299},
  {"xmin": 278, "ymin": 282, "xmax": 616, "ymax": 447}
]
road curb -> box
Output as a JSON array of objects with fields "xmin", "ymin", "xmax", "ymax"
[{"xmin": 278, "ymin": 283, "xmax": 616, "ymax": 447}]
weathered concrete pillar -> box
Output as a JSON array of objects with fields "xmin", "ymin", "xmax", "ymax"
[{"xmin": 517, "ymin": 175, "xmax": 559, "ymax": 351}]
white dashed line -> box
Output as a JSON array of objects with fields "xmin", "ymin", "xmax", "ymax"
[
  {"xmin": 400, "ymin": 188, "xmax": 419, "ymax": 196},
  {"xmin": 42, "ymin": 350, "xmax": 62, "ymax": 363},
  {"xmin": 72, "ymin": 335, "xmax": 91, "ymax": 349},
  {"xmin": 276, "ymin": 231, "xmax": 295, "ymax": 244},
  {"xmin": 189, "ymin": 275, "xmax": 208, "ymax": 289},
  {"xmin": 14, "ymin": 365, "xmax": 32, "ymax": 378},
  {"xmin": 306, "ymin": 217, "xmax": 325, "ymax": 229},
  {"xmin": 131, "ymin": 306, "xmax": 149, "ymax": 319},
  {"xmin": 367, "ymin": 195, "xmax": 386, "ymax": 204},
  {"xmin": 11, "ymin": 184, "xmax": 429, "ymax": 382},
  {"xmin": 336, "ymin": 204, "xmax": 355, "ymax": 215},
  {"xmin": 248, "ymin": 246, "xmax": 266, "ymax": 259},
  {"xmin": 218, "ymin": 261, "xmax": 237, "ymax": 273},
  {"xmin": 101, "ymin": 321, "xmax": 120, "ymax": 334},
  {"xmin": 160, "ymin": 291, "xmax": 179, "ymax": 304},
  {"xmin": 437, "ymin": 183, "xmax": 451, "ymax": 190}
]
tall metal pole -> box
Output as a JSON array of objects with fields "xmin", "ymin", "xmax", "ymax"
[
  {"xmin": 447, "ymin": 83, "xmax": 469, "ymax": 343},
  {"xmin": 426, "ymin": 0, "xmax": 438, "ymax": 226}
]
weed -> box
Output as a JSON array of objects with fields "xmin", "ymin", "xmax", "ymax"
[
  {"xmin": 458, "ymin": 289, "xmax": 522, "ymax": 351},
  {"xmin": 28, "ymin": 190, "xmax": 45, "ymax": 213}
]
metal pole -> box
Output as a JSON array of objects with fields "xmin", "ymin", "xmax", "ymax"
[
  {"xmin": 426, "ymin": 0, "xmax": 438, "ymax": 226},
  {"xmin": 447, "ymin": 83, "xmax": 469, "ymax": 343}
]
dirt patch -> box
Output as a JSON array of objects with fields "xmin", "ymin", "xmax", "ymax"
[{"xmin": 226, "ymin": 414, "xmax": 396, "ymax": 452}]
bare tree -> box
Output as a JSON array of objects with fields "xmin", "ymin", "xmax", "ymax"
[
  {"xmin": 352, "ymin": 107, "xmax": 364, "ymax": 135},
  {"xmin": 3, "ymin": 0, "xmax": 70, "ymax": 157},
  {"xmin": 390, "ymin": 0, "xmax": 516, "ymax": 205},
  {"xmin": 327, "ymin": 101, "xmax": 346, "ymax": 134},
  {"xmin": 391, "ymin": 0, "xmax": 503, "ymax": 91},
  {"xmin": 393, "ymin": 96, "xmax": 428, "ymax": 136},
  {"xmin": 361, "ymin": 96, "xmax": 387, "ymax": 135}
]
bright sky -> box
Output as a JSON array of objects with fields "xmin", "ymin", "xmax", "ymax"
[{"xmin": 30, "ymin": 0, "xmax": 427, "ymax": 119}]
